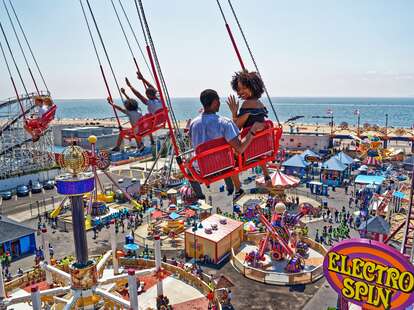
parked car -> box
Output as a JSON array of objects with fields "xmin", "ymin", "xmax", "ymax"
[
  {"xmin": 16, "ymin": 185, "xmax": 29, "ymax": 197},
  {"xmin": 0, "ymin": 191, "xmax": 12, "ymax": 200},
  {"xmin": 31, "ymin": 181, "xmax": 43, "ymax": 194},
  {"xmin": 43, "ymin": 180, "xmax": 55, "ymax": 190}
]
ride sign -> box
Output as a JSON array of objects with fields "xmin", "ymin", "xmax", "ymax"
[{"xmin": 323, "ymin": 238, "xmax": 414, "ymax": 310}]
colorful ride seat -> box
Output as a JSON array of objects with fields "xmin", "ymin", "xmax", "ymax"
[
  {"xmin": 120, "ymin": 109, "xmax": 167, "ymax": 142},
  {"xmin": 184, "ymin": 120, "xmax": 283, "ymax": 185},
  {"xmin": 25, "ymin": 104, "xmax": 57, "ymax": 136},
  {"xmin": 193, "ymin": 137, "xmax": 236, "ymax": 178}
]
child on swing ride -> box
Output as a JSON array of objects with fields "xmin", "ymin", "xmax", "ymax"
[
  {"xmin": 109, "ymin": 97, "xmax": 145, "ymax": 152},
  {"xmin": 121, "ymin": 70, "xmax": 163, "ymax": 145},
  {"xmin": 227, "ymin": 70, "xmax": 272, "ymax": 185},
  {"xmin": 25, "ymin": 96, "xmax": 54, "ymax": 142}
]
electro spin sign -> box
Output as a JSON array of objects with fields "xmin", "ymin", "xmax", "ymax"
[{"xmin": 323, "ymin": 239, "xmax": 414, "ymax": 310}]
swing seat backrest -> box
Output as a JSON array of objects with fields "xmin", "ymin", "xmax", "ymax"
[
  {"xmin": 135, "ymin": 114, "xmax": 154, "ymax": 134},
  {"xmin": 26, "ymin": 105, "xmax": 57, "ymax": 130},
  {"xmin": 153, "ymin": 109, "xmax": 167, "ymax": 128},
  {"xmin": 194, "ymin": 137, "xmax": 235, "ymax": 177},
  {"xmin": 240, "ymin": 120, "xmax": 277, "ymax": 163}
]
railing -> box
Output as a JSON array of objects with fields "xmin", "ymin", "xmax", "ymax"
[
  {"xmin": 231, "ymin": 237, "xmax": 326, "ymax": 285},
  {"xmin": 119, "ymin": 257, "xmax": 221, "ymax": 309},
  {"xmin": 4, "ymin": 268, "xmax": 46, "ymax": 292}
]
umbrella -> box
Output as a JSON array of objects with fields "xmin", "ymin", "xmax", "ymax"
[{"xmin": 124, "ymin": 243, "xmax": 139, "ymax": 251}]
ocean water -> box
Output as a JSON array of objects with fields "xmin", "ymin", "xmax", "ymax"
[{"xmin": 55, "ymin": 97, "xmax": 414, "ymax": 128}]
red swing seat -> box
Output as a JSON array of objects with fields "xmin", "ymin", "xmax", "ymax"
[
  {"xmin": 120, "ymin": 109, "xmax": 167, "ymax": 142},
  {"xmin": 25, "ymin": 105, "xmax": 57, "ymax": 136},
  {"xmin": 184, "ymin": 120, "xmax": 283, "ymax": 185}
]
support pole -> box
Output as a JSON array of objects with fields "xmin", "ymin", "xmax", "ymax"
[
  {"xmin": 110, "ymin": 220, "xmax": 119, "ymax": 275},
  {"xmin": 30, "ymin": 286, "xmax": 41, "ymax": 310},
  {"xmin": 127, "ymin": 269, "xmax": 138, "ymax": 310},
  {"xmin": 71, "ymin": 195, "xmax": 89, "ymax": 265},
  {"xmin": 40, "ymin": 228, "xmax": 53, "ymax": 285},
  {"xmin": 154, "ymin": 234, "xmax": 163, "ymax": 297},
  {"xmin": 0, "ymin": 265, "xmax": 6, "ymax": 301}
]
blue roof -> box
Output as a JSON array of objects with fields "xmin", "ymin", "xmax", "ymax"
[
  {"xmin": 322, "ymin": 157, "xmax": 347, "ymax": 171},
  {"xmin": 169, "ymin": 212, "xmax": 181, "ymax": 220},
  {"xmin": 393, "ymin": 191, "xmax": 406, "ymax": 199},
  {"xmin": 282, "ymin": 154, "xmax": 310, "ymax": 168},
  {"xmin": 355, "ymin": 175, "xmax": 385, "ymax": 185},
  {"xmin": 334, "ymin": 152, "xmax": 354, "ymax": 165}
]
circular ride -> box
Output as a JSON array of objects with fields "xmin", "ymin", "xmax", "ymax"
[{"xmin": 233, "ymin": 201, "xmax": 326, "ymax": 285}]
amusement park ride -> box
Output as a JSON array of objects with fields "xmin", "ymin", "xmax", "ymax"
[
  {"xmin": 244, "ymin": 202, "xmax": 315, "ymax": 273},
  {"xmin": 0, "ymin": 0, "xmax": 56, "ymax": 179}
]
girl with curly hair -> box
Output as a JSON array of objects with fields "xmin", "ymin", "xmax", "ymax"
[{"xmin": 227, "ymin": 70, "xmax": 271, "ymax": 184}]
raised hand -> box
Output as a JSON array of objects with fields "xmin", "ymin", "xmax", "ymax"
[
  {"xmin": 106, "ymin": 97, "xmax": 113, "ymax": 105},
  {"xmin": 120, "ymin": 87, "xmax": 126, "ymax": 94},
  {"xmin": 136, "ymin": 70, "xmax": 144, "ymax": 80},
  {"xmin": 226, "ymin": 95, "xmax": 239, "ymax": 116},
  {"xmin": 125, "ymin": 77, "xmax": 131, "ymax": 88}
]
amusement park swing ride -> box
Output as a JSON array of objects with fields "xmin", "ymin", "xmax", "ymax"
[{"xmin": 0, "ymin": 0, "xmax": 334, "ymax": 307}]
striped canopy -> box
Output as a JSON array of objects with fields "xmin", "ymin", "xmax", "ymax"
[{"xmin": 256, "ymin": 170, "xmax": 300, "ymax": 188}]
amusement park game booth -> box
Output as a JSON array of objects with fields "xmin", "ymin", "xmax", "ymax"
[
  {"xmin": 184, "ymin": 214, "xmax": 243, "ymax": 264},
  {"xmin": 320, "ymin": 157, "xmax": 348, "ymax": 187},
  {"xmin": 281, "ymin": 154, "xmax": 310, "ymax": 179},
  {"xmin": 0, "ymin": 217, "xmax": 37, "ymax": 261}
]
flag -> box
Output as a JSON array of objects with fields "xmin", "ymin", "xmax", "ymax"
[
  {"xmin": 326, "ymin": 109, "xmax": 333, "ymax": 116},
  {"xmin": 354, "ymin": 109, "xmax": 360, "ymax": 116}
]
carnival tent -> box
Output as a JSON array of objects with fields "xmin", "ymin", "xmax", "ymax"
[
  {"xmin": 334, "ymin": 151, "xmax": 354, "ymax": 165},
  {"xmin": 282, "ymin": 154, "xmax": 310, "ymax": 178},
  {"xmin": 256, "ymin": 170, "xmax": 300, "ymax": 188},
  {"xmin": 320, "ymin": 157, "xmax": 348, "ymax": 187},
  {"xmin": 321, "ymin": 157, "xmax": 347, "ymax": 171}
]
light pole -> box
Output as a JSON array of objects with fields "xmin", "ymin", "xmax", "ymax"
[{"xmin": 384, "ymin": 114, "xmax": 389, "ymax": 149}]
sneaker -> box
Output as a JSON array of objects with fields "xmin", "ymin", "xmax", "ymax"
[
  {"xmin": 111, "ymin": 146, "xmax": 121, "ymax": 152},
  {"xmin": 233, "ymin": 189, "xmax": 245, "ymax": 202},
  {"xmin": 227, "ymin": 189, "xmax": 234, "ymax": 196}
]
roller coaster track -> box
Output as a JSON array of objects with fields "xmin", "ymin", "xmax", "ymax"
[{"xmin": 0, "ymin": 103, "xmax": 36, "ymax": 135}]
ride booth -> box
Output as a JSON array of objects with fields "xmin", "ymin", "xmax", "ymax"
[
  {"xmin": 308, "ymin": 181, "xmax": 329, "ymax": 196},
  {"xmin": 357, "ymin": 216, "xmax": 390, "ymax": 242},
  {"xmin": 184, "ymin": 214, "xmax": 243, "ymax": 265},
  {"xmin": 0, "ymin": 218, "xmax": 37, "ymax": 261},
  {"xmin": 281, "ymin": 154, "xmax": 310, "ymax": 179},
  {"xmin": 320, "ymin": 157, "xmax": 348, "ymax": 188}
]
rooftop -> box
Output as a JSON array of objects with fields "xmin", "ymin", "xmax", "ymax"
[
  {"xmin": 0, "ymin": 217, "xmax": 36, "ymax": 244},
  {"xmin": 185, "ymin": 214, "xmax": 243, "ymax": 243}
]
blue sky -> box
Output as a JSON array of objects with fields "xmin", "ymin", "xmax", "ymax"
[{"xmin": 0, "ymin": 0, "xmax": 413, "ymax": 99}]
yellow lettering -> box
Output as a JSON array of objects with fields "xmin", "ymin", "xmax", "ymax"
[
  {"xmin": 342, "ymin": 278, "xmax": 355, "ymax": 299},
  {"xmin": 328, "ymin": 252, "xmax": 341, "ymax": 273},
  {"xmin": 350, "ymin": 258, "xmax": 365, "ymax": 280},
  {"xmin": 340, "ymin": 254, "xmax": 352, "ymax": 276},
  {"xmin": 367, "ymin": 283, "xmax": 375, "ymax": 306},
  {"xmin": 371, "ymin": 287, "xmax": 393, "ymax": 310},
  {"xmin": 399, "ymin": 271, "xmax": 414, "ymax": 293},
  {"xmin": 385, "ymin": 268, "xmax": 400, "ymax": 289},
  {"xmin": 374, "ymin": 263, "xmax": 388, "ymax": 285},
  {"xmin": 354, "ymin": 281, "xmax": 369, "ymax": 302},
  {"xmin": 362, "ymin": 261, "xmax": 376, "ymax": 282}
]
